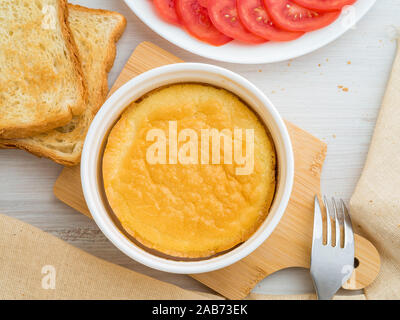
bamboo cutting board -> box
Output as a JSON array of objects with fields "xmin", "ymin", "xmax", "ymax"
[{"xmin": 54, "ymin": 42, "xmax": 380, "ymax": 300}]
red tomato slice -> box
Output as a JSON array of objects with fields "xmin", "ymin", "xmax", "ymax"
[
  {"xmin": 292, "ymin": 0, "xmax": 357, "ymax": 12},
  {"xmin": 208, "ymin": 0, "xmax": 267, "ymax": 44},
  {"xmin": 198, "ymin": 0, "xmax": 208, "ymax": 7},
  {"xmin": 153, "ymin": 0, "xmax": 180, "ymax": 25},
  {"xmin": 263, "ymin": 0, "xmax": 341, "ymax": 32},
  {"xmin": 176, "ymin": 0, "xmax": 232, "ymax": 46},
  {"xmin": 237, "ymin": 0, "xmax": 304, "ymax": 41}
]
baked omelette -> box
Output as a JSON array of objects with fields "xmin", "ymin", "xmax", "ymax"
[{"xmin": 103, "ymin": 84, "xmax": 276, "ymax": 258}]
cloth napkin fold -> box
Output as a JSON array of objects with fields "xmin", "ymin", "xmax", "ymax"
[{"xmin": 349, "ymin": 39, "xmax": 400, "ymax": 300}]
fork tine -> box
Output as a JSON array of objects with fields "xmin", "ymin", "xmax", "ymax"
[
  {"xmin": 323, "ymin": 196, "xmax": 332, "ymax": 246},
  {"xmin": 332, "ymin": 198, "xmax": 342, "ymax": 248},
  {"xmin": 341, "ymin": 200, "xmax": 354, "ymax": 248},
  {"xmin": 311, "ymin": 197, "xmax": 356, "ymax": 300},
  {"xmin": 313, "ymin": 196, "xmax": 323, "ymax": 242}
]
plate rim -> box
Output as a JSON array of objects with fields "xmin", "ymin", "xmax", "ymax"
[{"xmin": 124, "ymin": 0, "xmax": 376, "ymax": 64}]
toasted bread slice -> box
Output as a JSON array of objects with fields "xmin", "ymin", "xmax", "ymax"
[
  {"xmin": 0, "ymin": 0, "xmax": 86, "ymax": 139},
  {"xmin": 0, "ymin": 5, "xmax": 126, "ymax": 165}
]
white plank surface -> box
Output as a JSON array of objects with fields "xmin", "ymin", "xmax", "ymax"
[{"xmin": 0, "ymin": 0, "xmax": 398, "ymax": 296}]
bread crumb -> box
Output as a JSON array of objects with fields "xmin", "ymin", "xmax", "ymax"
[{"xmin": 338, "ymin": 85, "xmax": 349, "ymax": 92}]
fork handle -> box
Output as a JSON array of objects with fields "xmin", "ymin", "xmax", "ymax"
[{"xmin": 312, "ymin": 278, "xmax": 336, "ymax": 300}]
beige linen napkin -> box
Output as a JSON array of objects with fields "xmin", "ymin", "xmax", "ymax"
[
  {"xmin": 0, "ymin": 213, "xmax": 220, "ymax": 300},
  {"xmin": 0, "ymin": 213, "xmax": 364, "ymax": 300},
  {"xmin": 349, "ymin": 39, "xmax": 400, "ymax": 300}
]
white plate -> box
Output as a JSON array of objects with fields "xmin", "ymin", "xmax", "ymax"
[{"xmin": 124, "ymin": 0, "xmax": 375, "ymax": 64}]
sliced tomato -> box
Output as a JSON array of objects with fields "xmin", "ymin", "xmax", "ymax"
[
  {"xmin": 176, "ymin": 0, "xmax": 232, "ymax": 46},
  {"xmin": 208, "ymin": 0, "xmax": 267, "ymax": 44},
  {"xmin": 198, "ymin": 0, "xmax": 208, "ymax": 7},
  {"xmin": 237, "ymin": 0, "xmax": 304, "ymax": 41},
  {"xmin": 264, "ymin": 0, "xmax": 341, "ymax": 32},
  {"xmin": 292, "ymin": 0, "xmax": 357, "ymax": 12},
  {"xmin": 153, "ymin": 0, "xmax": 180, "ymax": 25}
]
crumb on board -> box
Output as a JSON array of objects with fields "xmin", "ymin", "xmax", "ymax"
[{"xmin": 338, "ymin": 85, "xmax": 349, "ymax": 92}]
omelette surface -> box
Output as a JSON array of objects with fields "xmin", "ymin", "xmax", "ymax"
[{"xmin": 103, "ymin": 84, "xmax": 276, "ymax": 258}]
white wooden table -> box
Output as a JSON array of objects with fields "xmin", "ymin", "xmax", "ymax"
[{"xmin": 0, "ymin": 0, "xmax": 398, "ymax": 296}]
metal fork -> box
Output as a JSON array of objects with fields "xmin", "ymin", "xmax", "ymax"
[{"xmin": 310, "ymin": 196, "xmax": 355, "ymax": 300}]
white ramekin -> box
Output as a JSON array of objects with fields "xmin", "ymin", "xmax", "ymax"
[{"xmin": 81, "ymin": 63, "xmax": 294, "ymax": 274}]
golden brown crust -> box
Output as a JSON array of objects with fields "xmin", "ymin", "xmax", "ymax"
[
  {"xmin": 0, "ymin": 0, "xmax": 87, "ymax": 139},
  {"xmin": 0, "ymin": 5, "xmax": 126, "ymax": 166},
  {"xmin": 58, "ymin": 0, "xmax": 87, "ymax": 116},
  {"xmin": 0, "ymin": 139, "xmax": 74, "ymax": 165},
  {"xmin": 0, "ymin": 112, "xmax": 72, "ymax": 139},
  {"xmin": 67, "ymin": 4, "xmax": 127, "ymax": 116}
]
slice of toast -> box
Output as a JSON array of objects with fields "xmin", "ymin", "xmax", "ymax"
[
  {"xmin": 0, "ymin": 4, "xmax": 126, "ymax": 165},
  {"xmin": 0, "ymin": 0, "xmax": 86, "ymax": 139}
]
